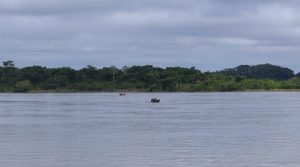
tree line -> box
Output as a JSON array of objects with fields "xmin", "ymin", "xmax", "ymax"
[{"xmin": 0, "ymin": 60, "xmax": 300, "ymax": 92}]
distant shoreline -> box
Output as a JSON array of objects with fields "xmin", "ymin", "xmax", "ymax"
[
  {"xmin": 1, "ymin": 61, "xmax": 300, "ymax": 93},
  {"xmin": 1, "ymin": 89, "xmax": 300, "ymax": 93}
]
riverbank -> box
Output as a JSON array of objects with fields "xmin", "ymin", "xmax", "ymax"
[
  {"xmin": 2, "ymin": 63, "xmax": 300, "ymax": 93},
  {"xmin": 1, "ymin": 89, "xmax": 300, "ymax": 93}
]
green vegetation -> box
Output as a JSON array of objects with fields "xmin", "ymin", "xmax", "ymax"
[
  {"xmin": 219, "ymin": 64, "xmax": 295, "ymax": 80},
  {"xmin": 0, "ymin": 60, "xmax": 300, "ymax": 92}
]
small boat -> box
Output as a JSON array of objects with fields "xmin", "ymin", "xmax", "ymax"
[
  {"xmin": 119, "ymin": 93, "xmax": 126, "ymax": 96},
  {"xmin": 151, "ymin": 98, "xmax": 160, "ymax": 103}
]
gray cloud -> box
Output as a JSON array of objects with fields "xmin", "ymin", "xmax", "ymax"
[{"xmin": 1, "ymin": 0, "xmax": 300, "ymax": 72}]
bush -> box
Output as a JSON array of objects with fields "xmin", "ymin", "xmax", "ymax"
[{"xmin": 15, "ymin": 80, "xmax": 32, "ymax": 92}]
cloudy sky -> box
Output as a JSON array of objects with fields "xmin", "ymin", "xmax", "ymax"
[{"xmin": 1, "ymin": 0, "xmax": 300, "ymax": 71}]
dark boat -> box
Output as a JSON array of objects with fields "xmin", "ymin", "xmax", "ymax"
[
  {"xmin": 151, "ymin": 98, "xmax": 160, "ymax": 103},
  {"xmin": 119, "ymin": 93, "xmax": 126, "ymax": 96}
]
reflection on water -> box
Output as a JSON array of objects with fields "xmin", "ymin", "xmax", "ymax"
[{"xmin": 1, "ymin": 92, "xmax": 300, "ymax": 167}]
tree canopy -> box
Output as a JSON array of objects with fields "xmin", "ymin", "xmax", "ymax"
[
  {"xmin": 219, "ymin": 64, "xmax": 294, "ymax": 80},
  {"xmin": 0, "ymin": 61, "xmax": 299, "ymax": 92}
]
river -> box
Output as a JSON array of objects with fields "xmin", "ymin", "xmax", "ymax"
[{"xmin": 0, "ymin": 92, "xmax": 300, "ymax": 167}]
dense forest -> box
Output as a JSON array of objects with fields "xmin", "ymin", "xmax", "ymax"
[{"xmin": 0, "ymin": 60, "xmax": 300, "ymax": 92}]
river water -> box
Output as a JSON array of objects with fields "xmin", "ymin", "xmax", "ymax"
[{"xmin": 0, "ymin": 92, "xmax": 300, "ymax": 167}]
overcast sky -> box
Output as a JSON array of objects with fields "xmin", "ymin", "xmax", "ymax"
[{"xmin": 1, "ymin": 0, "xmax": 300, "ymax": 71}]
